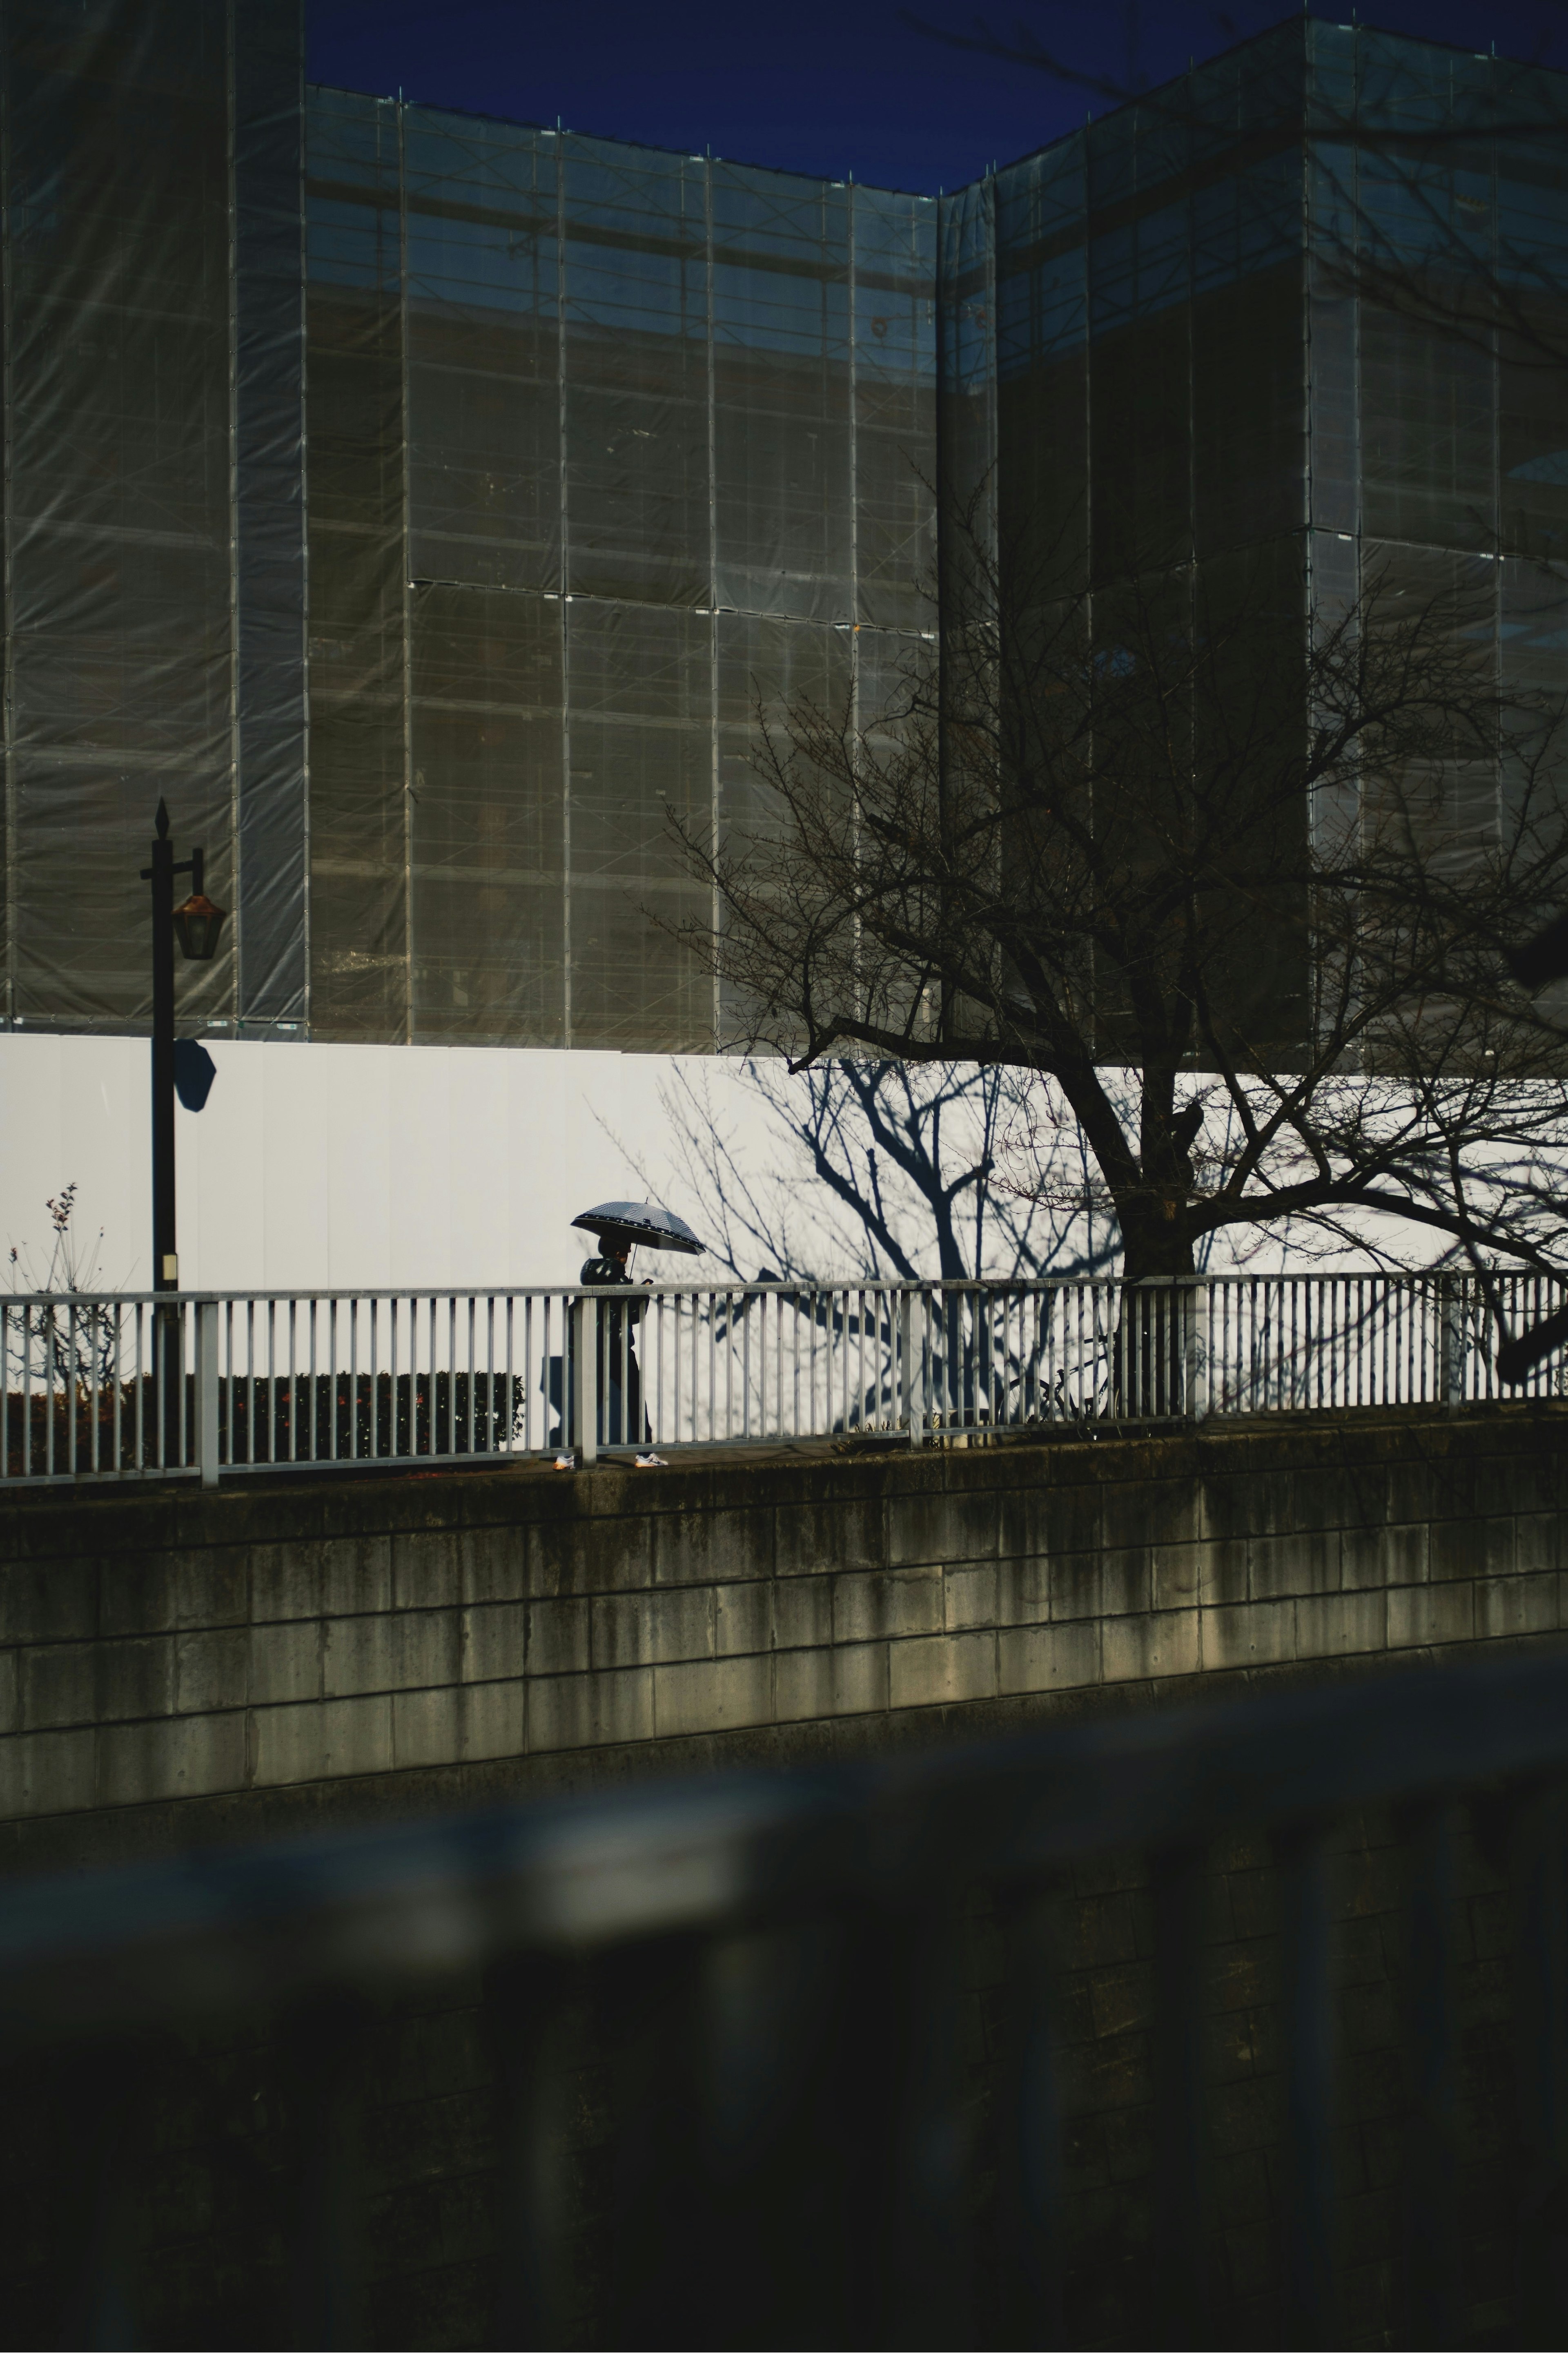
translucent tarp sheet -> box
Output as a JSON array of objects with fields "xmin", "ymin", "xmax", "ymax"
[
  {"xmin": 9, "ymin": 10, "xmax": 1568, "ymax": 1056},
  {"xmin": 306, "ymin": 94, "xmax": 937, "ymax": 1050},
  {"xmin": 1, "ymin": 0, "xmax": 308, "ymax": 1037}
]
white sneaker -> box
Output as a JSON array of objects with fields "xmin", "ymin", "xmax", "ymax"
[
  {"xmin": 634, "ymin": 1452, "xmax": 667, "ymax": 1468},
  {"xmin": 554, "ymin": 1452, "xmax": 576, "ymax": 1470}
]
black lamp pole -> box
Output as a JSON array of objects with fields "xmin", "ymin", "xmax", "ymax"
[
  {"xmin": 137, "ymin": 802, "xmax": 225, "ymax": 1464},
  {"xmin": 147, "ymin": 805, "xmax": 178, "ymax": 1292},
  {"xmin": 141, "ymin": 800, "xmax": 225, "ymax": 1296}
]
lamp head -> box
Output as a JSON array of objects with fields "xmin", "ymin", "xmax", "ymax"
[{"xmin": 172, "ymin": 892, "xmax": 226, "ymax": 961}]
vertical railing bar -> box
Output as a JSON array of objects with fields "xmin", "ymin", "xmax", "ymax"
[
  {"xmin": 509, "ymin": 1296, "xmax": 520, "ymax": 1455},
  {"xmin": 707, "ymin": 1287, "xmax": 716, "ymax": 1445},
  {"xmin": 792, "ymin": 1286, "xmax": 801, "ymax": 1442},
  {"xmin": 87, "ymin": 1299, "xmax": 100, "ymax": 1477},
  {"xmin": 22, "ymin": 1300, "xmax": 31, "ymax": 1478},
  {"xmin": 112, "ymin": 1303, "xmax": 124, "ymax": 1476}
]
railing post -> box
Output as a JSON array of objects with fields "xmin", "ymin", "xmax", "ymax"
[
  {"xmin": 902, "ymin": 1289, "xmax": 925, "ymax": 1447},
  {"xmin": 1184, "ymin": 1279, "xmax": 1207, "ymax": 1422},
  {"xmin": 1439, "ymin": 1273, "xmax": 1463, "ymax": 1412},
  {"xmin": 572, "ymin": 1295, "xmax": 598, "ymax": 1465},
  {"xmin": 194, "ymin": 1298, "xmax": 219, "ymax": 1488}
]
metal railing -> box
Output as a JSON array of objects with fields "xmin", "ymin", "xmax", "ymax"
[
  {"xmin": 4, "ymin": 1268, "xmax": 1565, "ymax": 1488},
  {"xmin": 5, "ymin": 1645, "xmax": 1568, "ymax": 2346}
]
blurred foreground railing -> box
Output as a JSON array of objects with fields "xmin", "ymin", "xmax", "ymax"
[
  {"xmin": 4, "ymin": 1268, "xmax": 1565, "ymax": 1487},
  {"xmin": 5, "ymin": 1647, "xmax": 1568, "ymax": 2346}
]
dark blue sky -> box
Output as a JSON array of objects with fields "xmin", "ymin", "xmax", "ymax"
[{"xmin": 308, "ymin": 2, "xmax": 1568, "ymax": 194}]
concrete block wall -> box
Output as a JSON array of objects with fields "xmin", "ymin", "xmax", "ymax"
[{"xmin": 2, "ymin": 1407, "xmax": 1568, "ymax": 1875}]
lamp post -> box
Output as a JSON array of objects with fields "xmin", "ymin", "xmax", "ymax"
[
  {"xmin": 140, "ymin": 800, "xmax": 225, "ymax": 1294},
  {"xmin": 140, "ymin": 802, "xmax": 225, "ymax": 1464}
]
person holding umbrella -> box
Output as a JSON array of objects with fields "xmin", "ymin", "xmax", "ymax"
[{"xmin": 568, "ymin": 1201, "xmax": 704, "ymax": 1459}]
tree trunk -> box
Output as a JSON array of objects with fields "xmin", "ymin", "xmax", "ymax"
[
  {"xmin": 1116, "ymin": 1197, "xmax": 1197, "ymax": 1285},
  {"xmin": 1113, "ymin": 1197, "xmax": 1197, "ymax": 1417}
]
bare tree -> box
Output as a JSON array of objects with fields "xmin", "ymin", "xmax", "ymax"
[{"xmin": 670, "ymin": 508, "xmax": 1568, "ymax": 1284}]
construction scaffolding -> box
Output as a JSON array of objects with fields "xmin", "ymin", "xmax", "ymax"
[
  {"xmin": 305, "ymin": 94, "xmax": 937, "ymax": 1050},
  {"xmin": 4, "ymin": 6, "xmax": 1568, "ymax": 1053}
]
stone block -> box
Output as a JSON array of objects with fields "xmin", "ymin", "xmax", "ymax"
[
  {"xmin": 887, "ymin": 1629, "xmax": 998, "ymax": 1711},
  {"xmin": 1048, "ymin": 1552, "xmax": 1101, "ymax": 1623},
  {"xmin": 1341, "ymin": 1522, "xmax": 1427, "ymax": 1591},
  {"xmin": 773, "ymin": 1495, "xmax": 884, "ymax": 1578},
  {"xmin": 527, "ymin": 1666, "xmax": 654, "ymax": 1754},
  {"xmin": 1517, "ymin": 1514, "xmax": 1563, "ymax": 1577},
  {"xmin": 462, "ymin": 1677, "xmax": 527, "ymax": 1762},
  {"xmin": 1474, "ymin": 1575, "xmax": 1558, "ymax": 1640},
  {"xmin": 1047, "ymin": 1482, "xmax": 1105, "ymax": 1558},
  {"xmin": 990, "ymin": 1555, "xmax": 1051, "ymax": 1628},
  {"xmin": 997, "ymin": 1619, "xmax": 1100, "ymax": 1698},
  {"xmin": 0, "ymin": 1650, "xmax": 16, "ymax": 1738},
  {"xmin": 251, "ymin": 1693, "xmax": 394, "ymax": 1787},
  {"xmin": 1102, "ymin": 1610, "xmax": 1200, "ymax": 1684},
  {"xmin": 774, "ymin": 1642, "xmax": 888, "ymax": 1723},
  {"xmin": 1291, "ymin": 1465, "xmax": 1365, "ymax": 1534},
  {"xmin": 1102, "ymin": 1479, "xmax": 1198, "ymax": 1554},
  {"xmin": 886, "ymin": 1489, "xmax": 1000, "ymax": 1568},
  {"xmin": 95, "ymin": 1555, "xmax": 177, "ymax": 1638},
  {"xmin": 391, "ymin": 1685, "xmax": 462, "ymax": 1771},
  {"xmin": 251, "ymin": 1536, "xmax": 390, "ymax": 1623},
  {"xmin": 833, "ymin": 1567, "xmax": 943, "ymax": 1646},
  {"xmin": 714, "ymin": 1581, "xmax": 771, "ymax": 1658},
  {"xmin": 1203, "ymin": 1600, "xmax": 1296, "ymax": 1671},
  {"xmin": 1249, "ymin": 1529, "xmax": 1339, "ymax": 1600},
  {"xmin": 247, "ymin": 1619, "xmax": 322, "ymax": 1708},
  {"xmin": 944, "ymin": 1563, "xmax": 998, "ymax": 1630},
  {"xmin": 1387, "ymin": 1583, "xmax": 1474, "ymax": 1649},
  {"xmin": 457, "ymin": 1526, "xmax": 528, "ymax": 1609},
  {"xmin": 772, "ymin": 1576, "xmax": 833, "ymax": 1653},
  {"xmin": 0, "ymin": 1727, "xmax": 96, "ymax": 1817},
  {"xmin": 95, "ymin": 1710, "xmax": 247, "ymax": 1810},
  {"xmin": 323, "ymin": 1608, "xmax": 460, "ymax": 1698},
  {"xmin": 1100, "ymin": 1550, "xmax": 1151, "ymax": 1617},
  {"xmin": 592, "ymin": 1587, "xmax": 713, "ymax": 1671},
  {"xmin": 654, "ymin": 1654, "xmax": 774, "ymax": 1740},
  {"xmin": 521, "ymin": 1503, "xmax": 649, "ymax": 1600},
  {"xmin": 1152, "ymin": 1544, "xmax": 1200, "ymax": 1609},
  {"xmin": 1203, "ymin": 1467, "xmax": 1292, "ymax": 1543},
  {"xmin": 653, "ymin": 1505, "xmax": 773, "ymax": 1589},
  {"xmin": 0, "ymin": 1559, "xmax": 98, "ymax": 1646},
  {"xmin": 389, "ymin": 1530, "xmax": 464, "ymax": 1615},
  {"xmin": 170, "ymin": 1548, "xmax": 249, "ymax": 1633},
  {"xmin": 175, "ymin": 1628, "xmax": 248, "ymax": 1716},
  {"xmin": 1390, "ymin": 1459, "xmax": 1471, "ymax": 1527},
  {"xmin": 525, "ymin": 1597, "xmax": 590, "ymax": 1679},
  {"xmin": 1198, "ymin": 1538, "xmax": 1250, "ymax": 1609},
  {"xmin": 20, "ymin": 1636, "xmax": 174, "ymax": 1732},
  {"xmin": 460, "ymin": 1601, "xmax": 527, "ymax": 1683},
  {"xmin": 1295, "ymin": 1590, "xmax": 1387, "ymax": 1659},
  {"xmin": 1430, "ymin": 1516, "xmax": 1513, "ymax": 1584}
]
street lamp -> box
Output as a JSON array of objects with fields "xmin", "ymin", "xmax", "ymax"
[{"xmin": 140, "ymin": 800, "xmax": 226, "ymax": 1295}]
